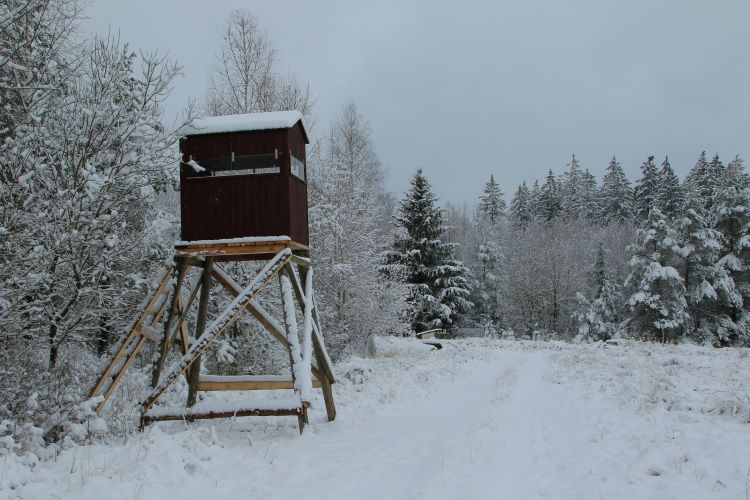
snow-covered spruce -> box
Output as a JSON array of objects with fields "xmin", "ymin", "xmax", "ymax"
[
  {"xmin": 625, "ymin": 208, "xmax": 688, "ymax": 342},
  {"xmin": 381, "ymin": 169, "xmax": 472, "ymax": 332}
]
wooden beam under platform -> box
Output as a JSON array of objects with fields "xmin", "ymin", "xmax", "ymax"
[{"xmin": 175, "ymin": 237, "xmax": 310, "ymax": 259}]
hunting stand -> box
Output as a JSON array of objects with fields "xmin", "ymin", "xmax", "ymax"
[{"xmin": 88, "ymin": 111, "xmax": 335, "ymax": 433}]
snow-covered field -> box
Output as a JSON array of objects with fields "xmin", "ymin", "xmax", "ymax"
[{"xmin": 3, "ymin": 338, "xmax": 750, "ymax": 500}]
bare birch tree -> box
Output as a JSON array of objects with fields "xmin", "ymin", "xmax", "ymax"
[
  {"xmin": 309, "ymin": 103, "xmax": 407, "ymax": 356},
  {"xmin": 204, "ymin": 10, "xmax": 314, "ymax": 118}
]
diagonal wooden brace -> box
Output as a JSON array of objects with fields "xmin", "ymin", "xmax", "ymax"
[{"xmin": 141, "ymin": 249, "xmax": 293, "ymax": 415}]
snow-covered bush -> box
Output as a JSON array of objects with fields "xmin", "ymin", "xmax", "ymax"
[
  {"xmin": 573, "ymin": 281, "xmax": 628, "ymax": 342},
  {"xmin": 0, "ymin": 348, "xmax": 108, "ymax": 461},
  {"xmin": 0, "ymin": 0, "xmax": 179, "ymax": 444}
]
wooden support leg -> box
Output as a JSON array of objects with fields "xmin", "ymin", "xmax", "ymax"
[
  {"xmin": 100, "ymin": 336, "xmax": 148, "ymax": 409},
  {"xmin": 152, "ymin": 259, "xmax": 187, "ymax": 388},
  {"xmin": 177, "ymin": 295, "xmax": 190, "ymax": 355},
  {"xmin": 312, "ymin": 320, "xmax": 336, "ymax": 421},
  {"xmin": 187, "ymin": 257, "xmax": 213, "ymax": 407},
  {"xmin": 318, "ymin": 371, "xmax": 336, "ymax": 422},
  {"xmin": 279, "ymin": 268, "xmax": 299, "ymax": 386},
  {"xmin": 279, "ymin": 268, "xmax": 306, "ymax": 435},
  {"xmin": 297, "ymin": 264, "xmax": 336, "ymax": 422},
  {"xmin": 297, "ymin": 413, "xmax": 305, "ymax": 434}
]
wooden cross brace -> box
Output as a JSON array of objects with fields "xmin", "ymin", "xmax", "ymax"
[{"xmin": 139, "ymin": 249, "xmax": 336, "ymax": 431}]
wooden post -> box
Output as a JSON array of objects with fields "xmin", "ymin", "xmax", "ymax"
[
  {"xmin": 297, "ymin": 408, "xmax": 307, "ymax": 434},
  {"xmin": 296, "ymin": 264, "xmax": 336, "ymax": 421},
  {"xmin": 187, "ymin": 257, "xmax": 213, "ymax": 407},
  {"xmin": 177, "ymin": 295, "xmax": 190, "ymax": 355},
  {"xmin": 317, "ymin": 364, "xmax": 336, "ymax": 422},
  {"xmin": 152, "ymin": 258, "xmax": 187, "ymax": 388},
  {"xmin": 279, "ymin": 267, "xmax": 305, "ymax": 434},
  {"xmin": 163, "ymin": 273, "xmax": 204, "ymax": 350}
]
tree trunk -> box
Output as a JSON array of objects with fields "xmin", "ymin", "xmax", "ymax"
[
  {"xmin": 48, "ymin": 323, "xmax": 58, "ymax": 369},
  {"xmin": 97, "ymin": 275, "xmax": 112, "ymax": 355}
]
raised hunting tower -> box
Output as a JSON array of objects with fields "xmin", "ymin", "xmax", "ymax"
[
  {"xmin": 88, "ymin": 111, "xmax": 335, "ymax": 434},
  {"xmin": 179, "ymin": 110, "xmax": 310, "ymax": 245}
]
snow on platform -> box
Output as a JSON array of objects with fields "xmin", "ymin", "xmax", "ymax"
[
  {"xmin": 175, "ymin": 236, "xmax": 291, "ymax": 247},
  {"xmin": 180, "ymin": 111, "xmax": 303, "ymax": 136},
  {"xmin": 5, "ymin": 338, "xmax": 750, "ymax": 499}
]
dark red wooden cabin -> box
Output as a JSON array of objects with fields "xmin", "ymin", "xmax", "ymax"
[{"xmin": 178, "ymin": 111, "xmax": 309, "ymax": 245}]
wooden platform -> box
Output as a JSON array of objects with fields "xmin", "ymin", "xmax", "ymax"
[{"xmin": 175, "ymin": 237, "xmax": 309, "ymax": 260}]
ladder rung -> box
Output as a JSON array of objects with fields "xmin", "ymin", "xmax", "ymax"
[
  {"xmin": 142, "ymin": 395, "xmax": 305, "ymax": 423},
  {"xmin": 197, "ymin": 375, "xmax": 321, "ymax": 391},
  {"xmin": 142, "ymin": 406, "xmax": 303, "ymax": 423}
]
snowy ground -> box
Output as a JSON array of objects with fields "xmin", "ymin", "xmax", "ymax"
[{"xmin": 3, "ymin": 338, "xmax": 750, "ymax": 499}]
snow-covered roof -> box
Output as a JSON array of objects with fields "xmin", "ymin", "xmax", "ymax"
[{"xmin": 180, "ymin": 110, "xmax": 306, "ymax": 138}]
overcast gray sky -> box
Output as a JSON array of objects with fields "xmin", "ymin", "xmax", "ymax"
[{"xmin": 87, "ymin": 0, "xmax": 749, "ymax": 206}]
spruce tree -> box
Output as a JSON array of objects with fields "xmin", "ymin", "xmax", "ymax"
[
  {"xmin": 574, "ymin": 282, "xmax": 624, "ymax": 342},
  {"xmin": 675, "ymin": 202, "xmax": 742, "ymax": 343},
  {"xmin": 706, "ymin": 154, "xmax": 726, "ymax": 210},
  {"xmin": 574, "ymin": 244, "xmax": 624, "ymax": 341},
  {"xmin": 634, "ymin": 155, "xmax": 660, "ymax": 220},
  {"xmin": 474, "ymin": 176, "xmax": 504, "ymax": 325},
  {"xmin": 625, "ymin": 208, "xmax": 688, "ymax": 342},
  {"xmin": 656, "ymin": 156, "xmax": 683, "ymax": 219},
  {"xmin": 599, "ymin": 156, "xmax": 634, "ymax": 225},
  {"xmin": 561, "ymin": 154, "xmax": 584, "ymax": 218},
  {"xmin": 712, "ymin": 178, "xmax": 750, "ymax": 344},
  {"xmin": 540, "ymin": 169, "xmax": 562, "ymax": 221},
  {"xmin": 474, "ymin": 240, "xmax": 503, "ymax": 326},
  {"xmin": 595, "ymin": 242, "xmax": 606, "ymax": 297},
  {"xmin": 530, "ymin": 179, "xmax": 543, "ymax": 221},
  {"xmin": 724, "ymin": 155, "xmax": 750, "ymax": 190},
  {"xmin": 382, "ymin": 169, "xmax": 473, "ymax": 332},
  {"xmin": 477, "ymin": 175, "xmax": 506, "ymax": 225},
  {"xmin": 510, "ymin": 181, "xmax": 533, "ymax": 229},
  {"xmin": 581, "ymin": 168, "xmax": 599, "ymax": 220},
  {"xmin": 684, "ymin": 151, "xmax": 713, "ymax": 213}
]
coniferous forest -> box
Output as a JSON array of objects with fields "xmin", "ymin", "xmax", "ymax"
[{"xmin": 454, "ymin": 152, "xmax": 750, "ymax": 346}]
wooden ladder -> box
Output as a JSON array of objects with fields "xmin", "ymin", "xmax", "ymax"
[{"xmin": 88, "ymin": 266, "xmax": 174, "ymax": 414}]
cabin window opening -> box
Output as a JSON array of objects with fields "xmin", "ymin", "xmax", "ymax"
[
  {"xmin": 213, "ymin": 167, "xmax": 279, "ymax": 177},
  {"xmin": 185, "ymin": 153, "xmax": 281, "ymax": 178},
  {"xmin": 233, "ymin": 154, "xmax": 280, "ymax": 174},
  {"xmin": 291, "ymin": 154, "xmax": 305, "ymax": 180}
]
